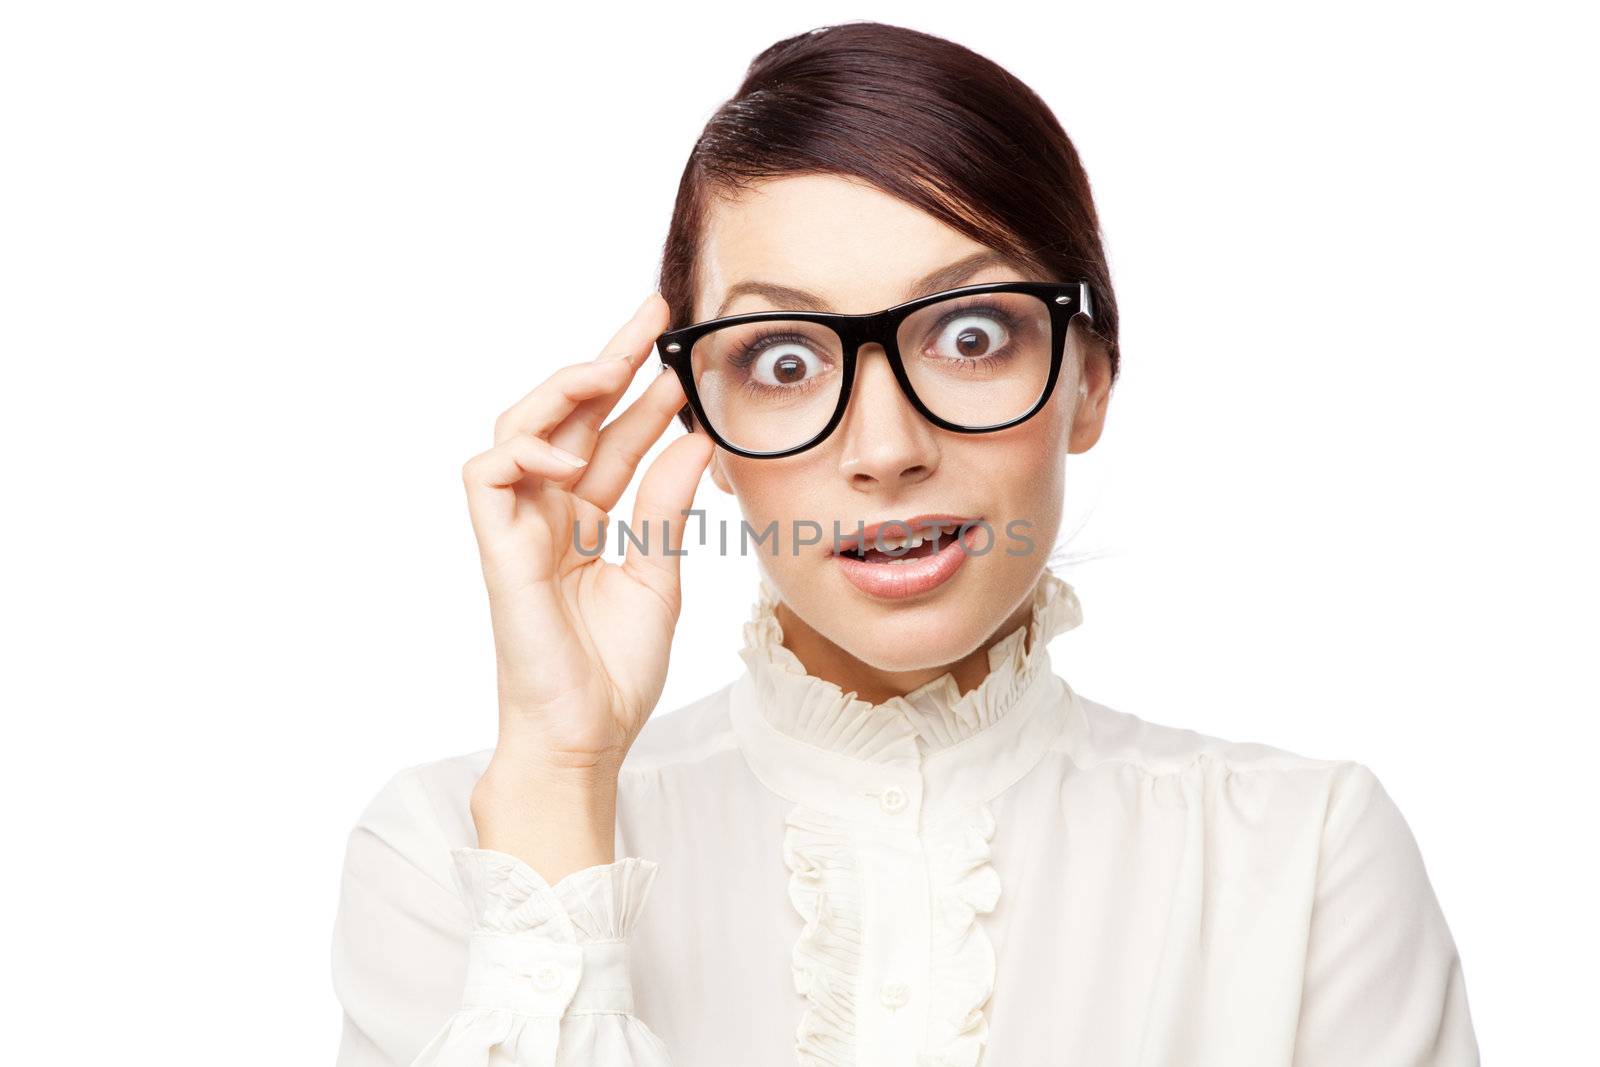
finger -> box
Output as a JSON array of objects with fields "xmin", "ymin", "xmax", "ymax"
[
  {"xmin": 462, "ymin": 434, "xmax": 590, "ymax": 529},
  {"xmin": 547, "ymin": 293, "xmax": 672, "ymax": 458},
  {"xmin": 492, "ymin": 293, "xmax": 669, "ymax": 448},
  {"xmin": 492, "ymin": 357, "xmax": 636, "ymax": 445},
  {"xmin": 571, "ymin": 366, "xmax": 688, "ymax": 513},
  {"xmin": 621, "ymin": 432, "xmax": 716, "ymax": 605}
]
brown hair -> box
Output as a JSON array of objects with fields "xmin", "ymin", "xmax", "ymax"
[{"xmin": 656, "ymin": 20, "xmax": 1120, "ymax": 429}]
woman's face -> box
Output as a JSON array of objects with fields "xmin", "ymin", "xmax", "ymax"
[{"xmin": 693, "ymin": 174, "xmax": 1111, "ymax": 673}]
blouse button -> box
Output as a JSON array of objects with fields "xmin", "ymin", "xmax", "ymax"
[
  {"xmin": 531, "ymin": 963, "xmax": 563, "ymax": 992},
  {"xmin": 879, "ymin": 785, "xmax": 908, "ymax": 814},
  {"xmin": 879, "ymin": 980, "xmax": 910, "ymax": 1009}
]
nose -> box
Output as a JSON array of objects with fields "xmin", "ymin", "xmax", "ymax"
[{"xmin": 835, "ymin": 344, "xmax": 940, "ymax": 493}]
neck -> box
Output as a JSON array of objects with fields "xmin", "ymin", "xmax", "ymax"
[{"xmin": 773, "ymin": 596, "xmax": 1035, "ymax": 706}]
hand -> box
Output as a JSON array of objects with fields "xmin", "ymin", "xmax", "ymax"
[{"xmin": 460, "ymin": 292, "xmax": 714, "ymax": 875}]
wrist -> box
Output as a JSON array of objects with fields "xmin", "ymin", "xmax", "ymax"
[
  {"xmin": 471, "ymin": 757, "xmax": 620, "ymax": 881},
  {"xmin": 482, "ymin": 736, "xmax": 624, "ymax": 792}
]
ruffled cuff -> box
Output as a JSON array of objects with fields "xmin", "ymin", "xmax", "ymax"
[
  {"xmin": 452, "ymin": 847, "xmax": 660, "ymax": 942},
  {"xmin": 410, "ymin": 849, "xmax": 667, "ymax": 1067}
]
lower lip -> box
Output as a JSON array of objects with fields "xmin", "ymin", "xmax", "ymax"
[{"xmin": 831, "ymin": 525, "xmax": 982, "ymax": 601}]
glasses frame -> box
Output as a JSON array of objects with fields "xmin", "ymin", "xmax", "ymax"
[{"xmin": 655, "ymin": 279, "xmax": 1096, "ymax": 459}]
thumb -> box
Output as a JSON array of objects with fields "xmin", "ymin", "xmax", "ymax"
[{"xmin": 622, "ymin": 431, "xmax": 716, "ymax": 601}]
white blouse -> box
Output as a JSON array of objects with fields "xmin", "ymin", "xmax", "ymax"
[{"xmin": 331, "ymin": 570, "xmax": 1479, "ymax": 1066}]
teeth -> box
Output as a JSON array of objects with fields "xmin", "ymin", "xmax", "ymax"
[
  {"xmin": 838, "ymin": 521, "xmax": 960, "ymax": 557},
  {"xmin": 877, "ymin": 532, "xmax": 925, "ymax": 551}
]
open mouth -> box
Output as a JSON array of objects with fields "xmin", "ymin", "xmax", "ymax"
[
  {"xmin": 830, "ymin": 514, "xmax": 982, "ymax": 600},
  {"xmin": 834, "ymin": 521, "xmax": 970, "ymax": 563}
]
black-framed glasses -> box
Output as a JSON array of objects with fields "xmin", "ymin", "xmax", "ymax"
[{"xmin": 655, "ymin": 280, "xmax": 1094, "ymax": 458}]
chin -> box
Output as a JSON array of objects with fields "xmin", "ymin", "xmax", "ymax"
[
  {"xmin": 813, "ymin": 563, "xmax": 1018, "ymax": 674},
  {"xmin": 835, "ymin": 621, "xmax": 986, "ymax": 674}
]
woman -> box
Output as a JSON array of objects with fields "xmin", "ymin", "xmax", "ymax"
[{"xmin": 331, "ymin": 21, "xmax": 1478, "ymax": 1067}]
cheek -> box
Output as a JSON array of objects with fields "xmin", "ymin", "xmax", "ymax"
[
  {"xmin": 959, "ymin": 399, "xmax": 1070, "ymax": 497},
  {"xmin": 718, "ymin": 453, "xmax": 834, "ymax": 533}
]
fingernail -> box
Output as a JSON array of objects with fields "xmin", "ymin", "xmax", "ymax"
[
  {"xmin": 550, "ymin": 445, "xmax": 587, "ymax": 467},
  {"xmin": 635, "ymin": 292, "xmax": 659, "ymax": 316}
]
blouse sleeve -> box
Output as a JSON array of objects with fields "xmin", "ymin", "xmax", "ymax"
[
  {"xmin": 1292, "ymin": 763, "xmax": 1480, "ymax": 1066},
  {"xmin": 332, "ymin": 766, "xmax": 673, "ymax": 1067}
]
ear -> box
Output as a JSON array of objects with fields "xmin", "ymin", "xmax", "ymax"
[{"xmin": 1067, "ymin": 332, "xmax": 1114, "ymax": 455}]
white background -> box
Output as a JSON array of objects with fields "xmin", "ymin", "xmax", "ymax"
[{"xmin": 3, "ymin": 1, "xmax": 1594, "ymax": 1061}]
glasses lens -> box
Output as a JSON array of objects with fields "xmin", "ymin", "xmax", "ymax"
[
  {"xmin": 895, "ymin": 291, "xmax": 1055, "ymax": 428},
  {"xmin": 689, "ymin": 319, "xmax": 845, "ymax": 453}
]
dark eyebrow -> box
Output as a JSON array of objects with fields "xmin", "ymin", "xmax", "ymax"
[{"xmin": 713, "ymin": 249, "xmax": 1033, "ymax": 318}]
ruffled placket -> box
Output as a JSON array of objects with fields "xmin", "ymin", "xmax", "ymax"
[{"xmin": 726, "ymin": 569, "xmax": 1085, "ymax": 1067}]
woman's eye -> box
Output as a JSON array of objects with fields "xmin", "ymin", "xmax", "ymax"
[
  {"xmin": 931, "ymin": 313, "xmax": 1010, "ymax": 360},
  {"xmin": 752, "ymin": 344, "xmax": 828, "ymax": 386}
]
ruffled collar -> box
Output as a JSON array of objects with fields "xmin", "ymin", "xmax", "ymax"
[
  {"xmin": 737, "ymin": 567, "xmax": 1083, "ymax": 764},
  {"xmin": 726, "ymin": 568, "xmax": 1085, "ymax": 823}
]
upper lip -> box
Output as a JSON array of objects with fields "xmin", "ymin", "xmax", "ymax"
[{"xmin": 831, "ymin": 513, "xmax": 980, "ymax": 555}]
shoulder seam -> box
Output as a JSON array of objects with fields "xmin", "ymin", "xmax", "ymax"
[
  {"xmin": 1056, "ymin": 745, "xmax": 1360, "ymax": 780},
  {"xmin": 1058, "ymin": 692, "xmax": 1359, "ymax": 778}
]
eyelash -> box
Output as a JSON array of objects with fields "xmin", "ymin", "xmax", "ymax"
[
  {"xmin": 727, "ymin": 333, "xmax": 833, "ymax": 400},
  {"xmin": 726, "ymin": 331, "xmax": 813, "ymax": 370},
  {"xmin": 725, "ymin": 302, "xmax": 1023, "ymax": 372}
]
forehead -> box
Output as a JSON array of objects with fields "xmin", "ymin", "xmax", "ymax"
[{"xmin": 694, "ymin": 174, "xmax": 1024, "ymax": 320}]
